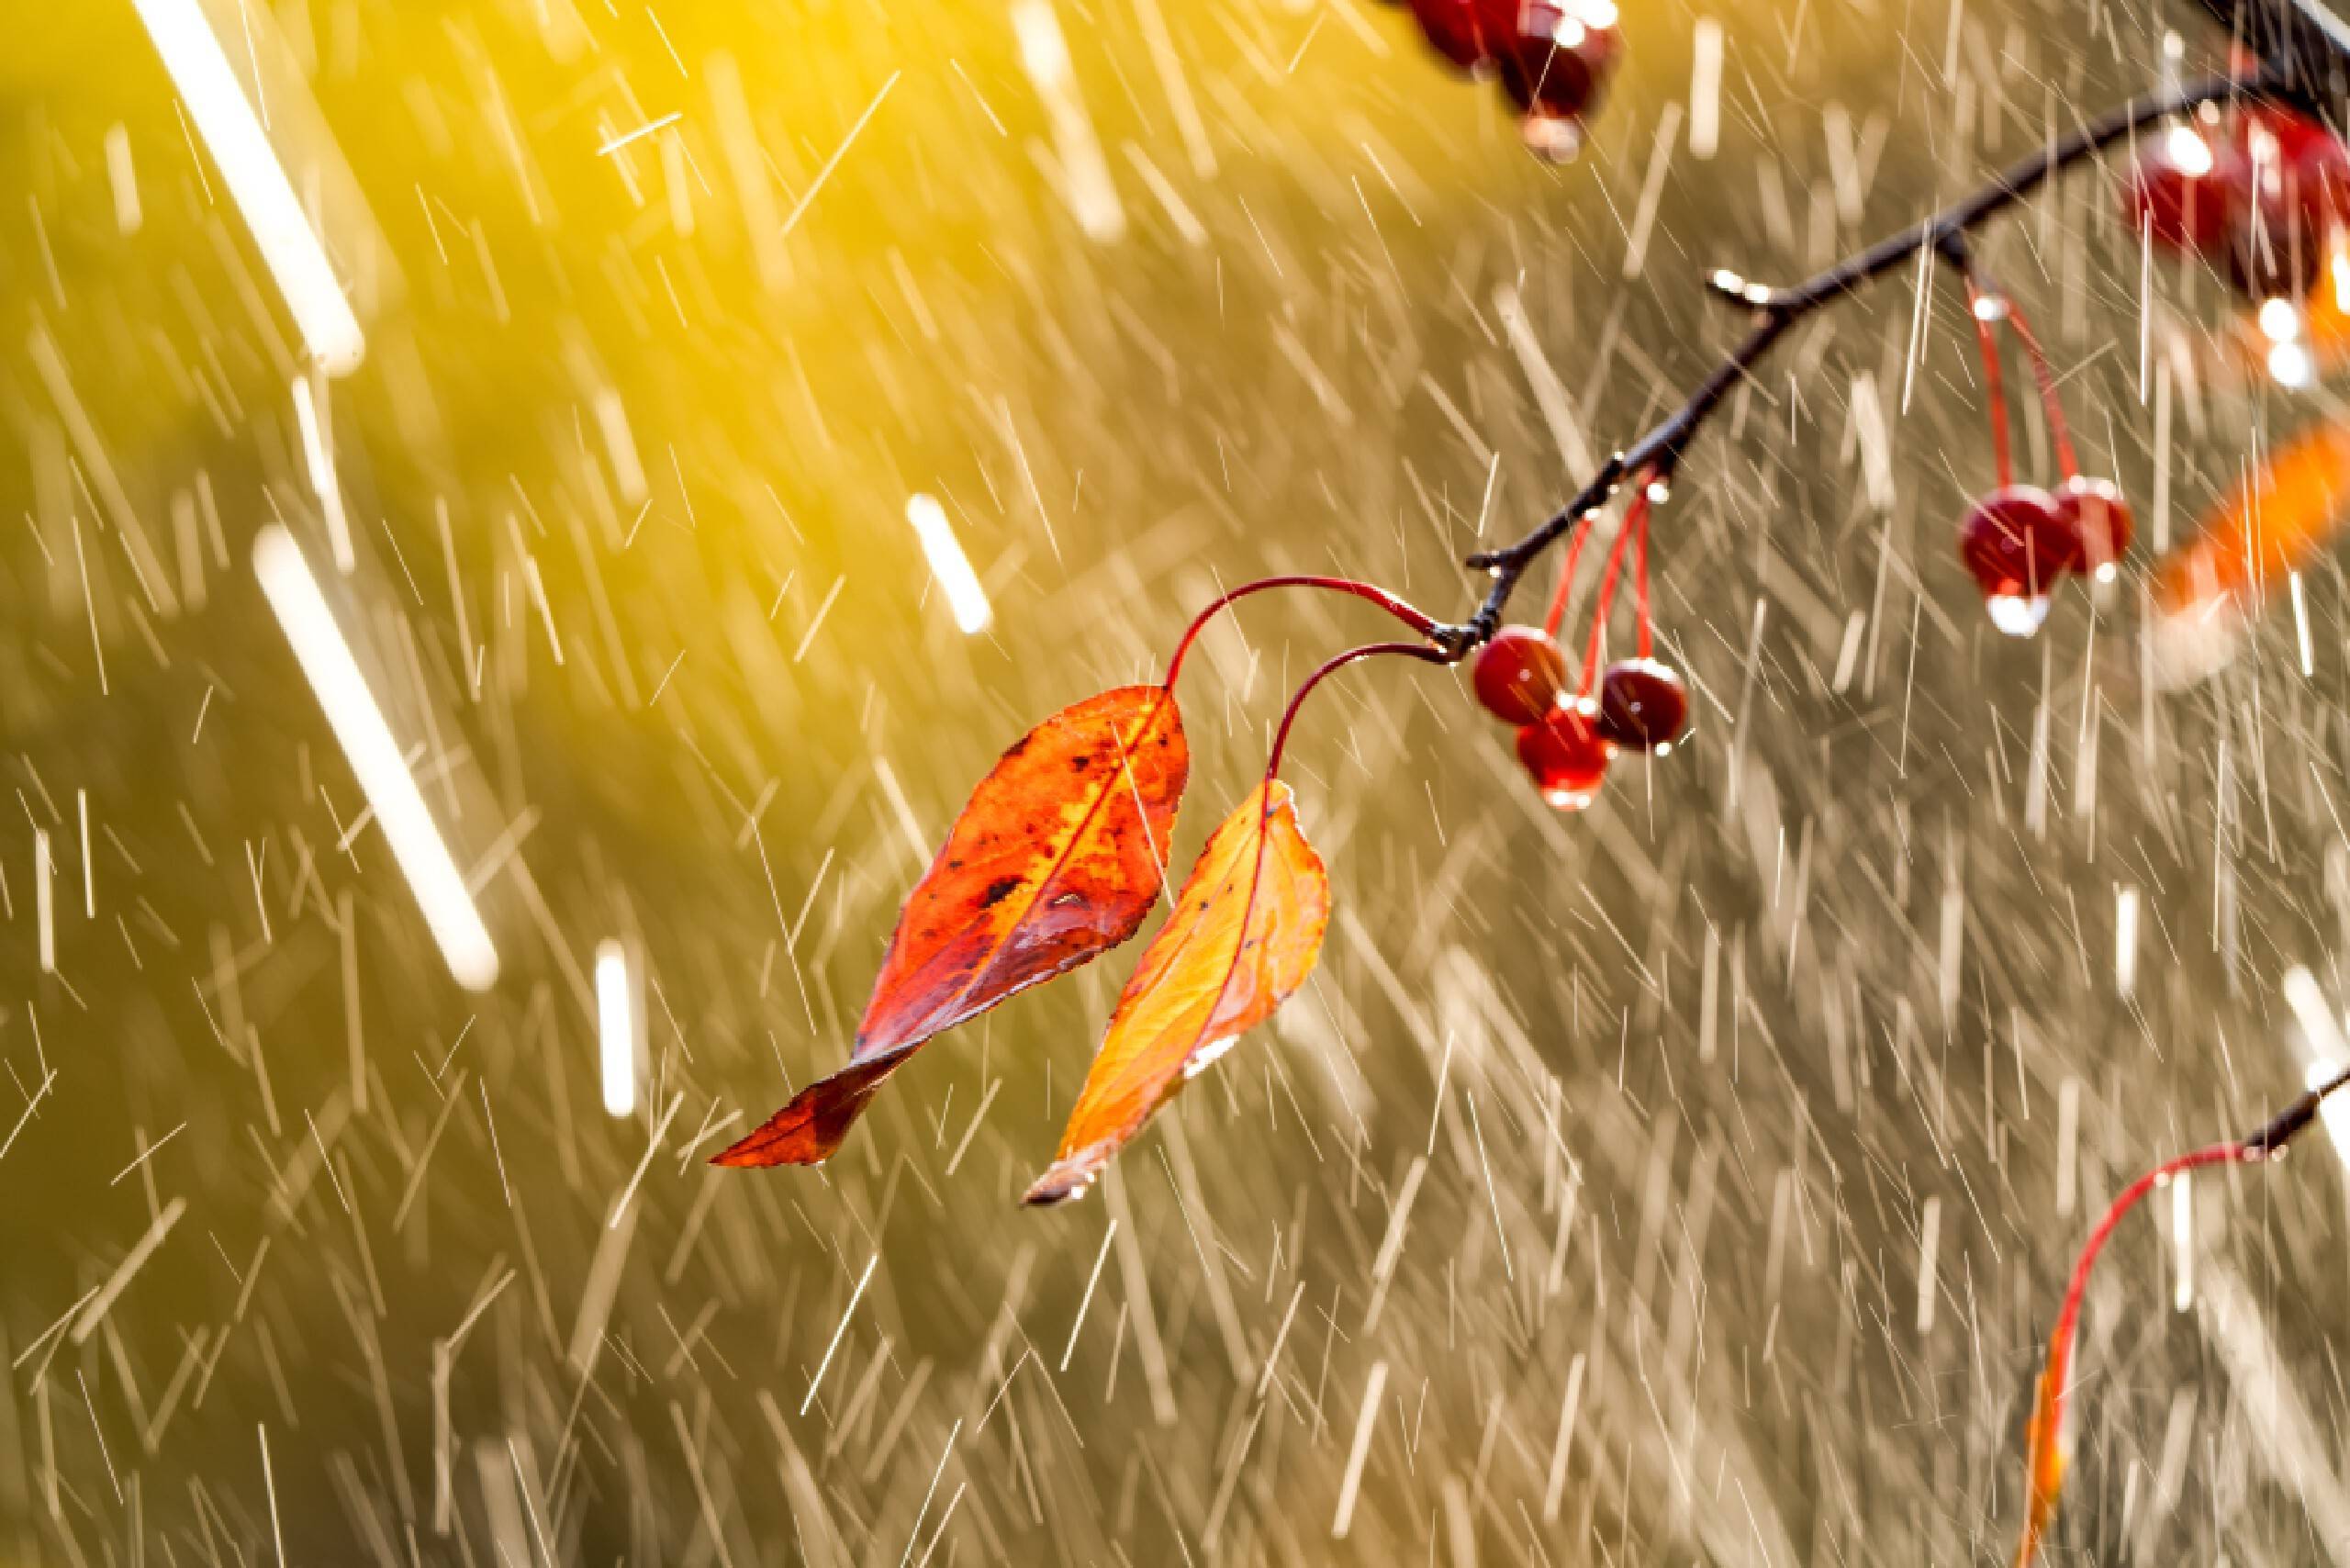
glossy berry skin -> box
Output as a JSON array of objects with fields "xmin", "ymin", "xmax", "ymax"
[
  {"xmin": 2229, "ymin": 107, "xmax": 2350, "ymax": 298},
  {"xmin": 2127, "ymin": 108, "xmax": 2350, "ymax": 298},
  {"xmin": 1960, "ymin": 485, "xmax": 2080, "ymax": 638},
  {"xmin": 2054, "ymin": 476, "xmax": 2133, "ymax": 580},
  {"xmin": 1472, "ymin": 624, "xmax": 1570, "ymax": 725},
  {"xmin": 1407, "ymin": 0, "xmax": 1493, "ymax": 71},
  {"xmin": 1494, "ymin": 0, "xmax": 1623, "ymax": 123},
  {"xmin": 1595, "ymin": 658, "xmax": 1689, "ymax": 755},
  {"xmin": 2126, "ymin": 123, "xmax": 2247, "ymax": 255},
  {"xmin": 1516, "ymin": 704, "xmax": 1612, "ymax": 811},
  {"xmin": 1960, "ymin": 485, "xmax": 2078, "ymax": 595}
]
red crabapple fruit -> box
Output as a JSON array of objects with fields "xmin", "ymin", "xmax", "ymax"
[
  {"xmin": 1516, "ymin": 702, "xmax": 1612, "ymax": 810},
  {"xmin": 1492, "ymin": 0, "xmax": 1622, "ymax": 158},
  {"xmin": 2125, "ymin": 121, "xmax": 2247, "ymax": 255},
  {"xmin": 1595, "ymin": 658, "xmax": 1690, "ymax": 755},
  {"xmin": 1473, "ymin": 624, "xmax": 1570, "ymax": 724},
  {"xmin": 2053, "ymin": 476, "xmax": 2134, "ymax": 582},
  {"xmin": 1407, "ymin": 0, "xmax": 1494, "ymax": 71},
  {"xmin": 1959, "ymin": 485, "xmax": 2080, "ymax": 638}
]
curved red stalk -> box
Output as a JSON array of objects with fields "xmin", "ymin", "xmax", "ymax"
[
  {"xmin": 1998, "ymin": 297, "xmax": 2080, "ymax": 482},
  {"xmin": 1965, "ymin": 278, "xmax": 2016, "ymax": 490},
  {"xmin": 1633, "ymin": 493, "xmax": 1655, "ymax": 660},
  {"xmin": 1264, "ymin": 641, "xmax": 1451, "ymax": 788},
  {"xmin": 1541, "ymin": 512, "xmax": 1600, "ymax": 640},
  {"xmin": 2014, "ymin": 1061, "xmax": 2350, "ymax": 1566},
  {"xmin": 1577, "ymin": 491, "xmax": 1650, "ymax": 697},
  {"xmin": 2013, "ymin": 1141, "xmax": 2247, "ymax": 1567},
  {"xmin": 1207, "ymin": 641, "xmax": 1450, "ymax": 1106},
  {"xmin": 1164, "ymin": 576, "xmax": 1438, "ymax": 689}
]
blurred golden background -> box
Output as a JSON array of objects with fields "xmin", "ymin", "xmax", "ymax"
[{"xmin": 6, "ymin": 0, "xmax": 2350, "ymax": 1562}]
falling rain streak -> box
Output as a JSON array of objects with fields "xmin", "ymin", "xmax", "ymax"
[{"xmin": 11, "ymin": 4, "xmax": 2350, "ymax": 1566}]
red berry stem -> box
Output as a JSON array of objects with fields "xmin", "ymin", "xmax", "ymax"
[
  {"xmin": 1577, "ymin": 488, "xmax": 1651, "ymax": 697},
  {"xmin": 1998, "ymin": 297, "xmax": 2081, "ymax": 482},
  {"xmin": 1450, "ymin": 68, "xmax": 2280, "ymax": 654},
  {"xmin": 1633, "ymin": 488, "xmax": 1655, "ymax": 660},
  {"xmin": 2012, "ymin": 1059, "xmax": 2350, "ymax": 1568},
  {"xmin": 1540, "ymin": 510, "xmax": 1599, "ymax": 640},
  {"xmin": 2012, "ymin": 1139, "xmax": 2247, "ymax": 1568},
  {"xmin": 1263, "ymin": 641, "xmax": 1452, "ymax": 787},
  {"xmin": 1165, "ymin": 576, "xmax": 1439, "ymax": 689},
  {"xmin": 1964, "ymin": 276, "xmax": 2017, "ymax": 490}
]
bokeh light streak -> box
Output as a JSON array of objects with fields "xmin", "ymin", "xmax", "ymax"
[
  {"xmin": 905, "ymin": 493, "xmax": 993, "ymax": 634},
  {"xmin": 253, "ymin": 525, "xmax": 497, "ymax": 991},
  {"xmin": 129, "ymin": 0, "xmax": 364, "ymax": 374},
  {"xmin": 595, "ymin": 939, "xmax": 640, "ymax": 1119}
]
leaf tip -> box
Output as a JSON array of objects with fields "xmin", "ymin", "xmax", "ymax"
[
  {"xmin": 1022, "ymin": 1147, "xmax": 1108, "ymax": 1206},
  {"xmin": 711, "ymin": 1058, "xmax": 897, "ymax": 1170}
]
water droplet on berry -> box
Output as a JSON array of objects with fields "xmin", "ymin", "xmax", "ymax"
[
  {"xmin": 1519, "ymin": 112, "xmax": 1583, "ymax": 162},
  {"xmin": 1984, "ymin": 593, "xmax": 2053, "ymax": 638},
  {"xmin": 2166, "ymin": 123, "xmax": 2216, "ymax": 175}
]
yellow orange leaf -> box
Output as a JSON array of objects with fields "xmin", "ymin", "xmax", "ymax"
[
  {"xmin": 2152, "ymin": 414, "xmax": 2350, "ymax": 685},
  {"xmin": 2011, "ymin": 1329, "xmax": 2071, "ymax": 1568},
  {"xmin": 715, "ymin": 686, "xmax": 1187, "ymax": 1169},
  {"xmin": 1024, "ymin": 780, "xmax": 1329, "ymax": 1204}
]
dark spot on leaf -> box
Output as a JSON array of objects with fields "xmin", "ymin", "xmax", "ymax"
[{"xmin": 979, "ymin": 877, "xmax": 1023, "ymax": 908}]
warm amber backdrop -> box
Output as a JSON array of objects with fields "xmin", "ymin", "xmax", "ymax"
[{"xmin": 2, "ymin": 1, "xmax": 2344, "ymax": 1562}]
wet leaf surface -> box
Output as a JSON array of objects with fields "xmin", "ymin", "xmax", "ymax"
[
  {"xmin": 1025, "ymin": 780, "xmax": 1329, "ymax": 1204},
  {"xmin": 717, "ymin": 685, "xmax": 1187, "ymax": 1167}
]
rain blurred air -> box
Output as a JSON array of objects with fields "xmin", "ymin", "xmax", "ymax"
[{"xmin": 4, "ymin": 0, "xmax": 2350, "ymax": 1562}]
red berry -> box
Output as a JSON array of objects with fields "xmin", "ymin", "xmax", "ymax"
[
  {"xmin": 1493, "ymin": 0, "xmax": 1622, "ymax": 123},
  {"xmin": 1472, "ymin": 624, "xmax": 1569, "ymax": 724},
  {"xmin": 1516, "ymin": 704, "xmax": 1611, "ymax": 811},
  {"xmin": 2126, "ymin": 109, "xmax": 2350, "ymax": 298},
  {"xmin": 2124, "ymin": 122, "xmax": 2245, "ymax": 255},
  {"xmin": 2226, "ymin": 107, "xmax": 2350, "ymax": 298},
  {"xmin": 1959, "ymin": 485, "xmax": 2079, "ymax": 638},
  {"xmin": 1595, "ymin": 657, "xmax": 1689, "ymax": 754},
  {"xmin": 1407, "ymin": 0, "xmax": 1495, "ymax": 70},
  {"xmin": 2054, "ymin": 476, "xmax": 2133, "ymax": 582}
]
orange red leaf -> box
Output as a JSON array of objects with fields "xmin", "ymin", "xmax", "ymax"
[
  {"xmin": 2011, "ymin": 1329, "xmax": 2070, "ymax": 1568},
  {"xmin": 714, "ymin": 686, "xmax": 1187, "ymax": 1169},
  {"xmin": 2152, "ymin": 414, "xmax": 2350, "ymax": 684},
  {"xmin": 1024, "ymin": 780, "xmax": 1330, "ymax": 1204}
]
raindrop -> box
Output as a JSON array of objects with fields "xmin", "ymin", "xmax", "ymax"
[
  {"xmin": 1985, "ymin": 593, "xmax": 2053, "ymax": 638},
  {"xmin": 1520, "ymin": 114, "xmax": 1583, "ymax": 163}
]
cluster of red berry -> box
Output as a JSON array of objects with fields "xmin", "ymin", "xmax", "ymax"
[
  {"xmin": 1470, "ymin": 478, "xmax": 1687, "ymax": 810},
  {"xmin": 1951, "ymin": 95, "xmax": 2350, "ymax": 639},
  {"xmin": 2127, "ymin": 99, "xmax": 2350, "ymax": 298},
  {"xmin": 1952, "ymin": 278, "xmax": 2136, "ymax": 636},
  {"xmin": 1390, "ymin": 0, "xmax": 1623, "ymax": 159}
]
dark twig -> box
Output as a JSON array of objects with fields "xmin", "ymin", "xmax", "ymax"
[
  {"xmin": 1426, "ymin": 64, "xmax": 2293, "ymax": 659},
  {"xmin": 2194, "ymin": 0, "xmax": 2350, "ymax": 110}
]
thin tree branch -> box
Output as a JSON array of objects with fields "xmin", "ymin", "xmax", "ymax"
[
  {"xmin": 2194, "ymin": 0, "xmax": 2350, "ymax": 106},
  {"xmin": 1427, "ymin": 64, "xmax": 2295, "ymax": 658}
]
